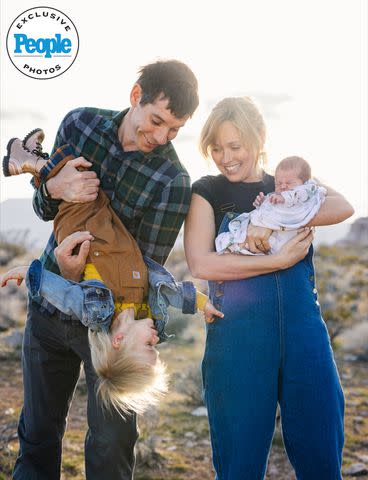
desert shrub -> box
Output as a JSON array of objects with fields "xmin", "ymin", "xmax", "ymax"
[
  {"xmin": 136, "ymin": 408, "xmax": 165, "ymax": 470},
  {"xmin": 164, "ymin": 307, "xmax": 190, "ymax": 337},
  {"xmin": 0, "ymin": 230, "xmax": 30, "ymax": 265},
  {"xmin": 175, "ymin": 364, "xmax": 203, "ymax": 407}
]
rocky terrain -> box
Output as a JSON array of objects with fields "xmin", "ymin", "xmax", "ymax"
[{"xmin": 0, "ymin": 219, "xmax": 367, "ymax": 479}]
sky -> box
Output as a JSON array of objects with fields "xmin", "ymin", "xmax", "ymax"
[{"xmin": 1, "ymin": 0, "xmax": 367, "ymax": 220}]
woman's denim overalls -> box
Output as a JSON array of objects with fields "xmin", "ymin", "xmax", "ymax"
[{"xmin": 202, "ymin": 213, "xmax": 344, "ymax": 480}]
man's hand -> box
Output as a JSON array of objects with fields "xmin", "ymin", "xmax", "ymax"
[
  {"xmin": 1, "ymin": 266, "xmax": 29, "ymax": 287},
  {"xmin": 276, "ymin": 227, "xmax": 314, "ymax": 269},
  {"xmin": 46, "ymin": 157, "xmax": 100, "ymax": 203},
  {"xmin": 203, "ymin": 300, "xmax": 224, "ymax": 323},
  {"xmin": 54, "ymin": 231, "xmax": 94, "ymax": 281},
  {"xmin": 243, "ymin": 224, "xmax": 273, "ymax": 254}
]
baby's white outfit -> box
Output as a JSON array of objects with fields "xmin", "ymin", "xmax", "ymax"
[{"xmin": 215, "ymin": 180, "xmax": 326, "ymax": 255}]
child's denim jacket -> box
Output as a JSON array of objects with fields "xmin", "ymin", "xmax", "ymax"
[
  {"xmin": 144, "ymin": 256, "xmax": 196, "ymax": 340},
  {"xmin": 27, "ymin": 257, "xmax": 197, "ymax": 342}
]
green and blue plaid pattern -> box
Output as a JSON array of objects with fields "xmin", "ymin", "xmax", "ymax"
[
  {"xmin": 33, "ymin": 107, "xmax": 191, "ymax": 272},
  {"xmin": 38, "ymin": 144, "xmax": 75, "ymax": 179}
]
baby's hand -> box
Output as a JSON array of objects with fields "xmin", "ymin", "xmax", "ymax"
[
  {"xmin": 253, "ymin": 191, "xmax": 266, "ymax": 208},
  {"xmin": 269, "ymin": 193, "xmax": 285, "ymax": 204},
  {"xmin": 0, "ymin": 266, "xmax": 29, "ymax": 287},
  {"xmin": 203, "ymin": 300, "xmax": 224, "ymax": 323}
]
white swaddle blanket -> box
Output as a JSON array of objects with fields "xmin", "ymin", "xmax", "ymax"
[{"xmin": 215, "ymin": 180, "xmax": 326, "ymax": 255}]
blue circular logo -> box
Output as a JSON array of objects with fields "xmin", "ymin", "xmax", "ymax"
[{"xmin": 6, "ymin": 6, "xmax": 79, "ymax": 80}]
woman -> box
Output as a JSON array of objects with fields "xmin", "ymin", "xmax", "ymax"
[{"xmin": 184, "ymin": 97, "xmax": 353, "ymax": 479}]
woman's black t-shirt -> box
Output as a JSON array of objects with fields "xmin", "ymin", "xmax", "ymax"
[{"xmin": 192, "ymin": 172, "xmax": 275, "ymax": 233}]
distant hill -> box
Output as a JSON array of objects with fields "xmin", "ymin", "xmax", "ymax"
[
  {"xmin": 314, "ymin": 223, "xmax": 350, "ymax": 246},
  {"xmin": 337, "ymin": 217, "xmax": 368, "ymax": 246},
  {"xmin": 0, "ymin": 198, "xmax": 353, "ymax": 250},
  {"xmin": 0, "ymin": 198, "xmax": 52, "ymax": 249}
]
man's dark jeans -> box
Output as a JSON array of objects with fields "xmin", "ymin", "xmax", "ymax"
[{"xmin": 13, "ymin": 300, "xmax": 139, "ymax": 480}]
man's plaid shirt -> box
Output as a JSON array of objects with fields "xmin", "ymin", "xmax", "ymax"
[{"xmin": 33, "ymin": 107, "xmax": 191, "ymax": 273}]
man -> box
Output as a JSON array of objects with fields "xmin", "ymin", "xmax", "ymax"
[{"xmin": 13, "ymin": 59, "xmax": 199, "ymax": 480}]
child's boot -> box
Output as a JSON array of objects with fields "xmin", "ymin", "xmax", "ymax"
[
  {"xmin": 2, "ymin": 138, "xmax": 45, "ymax": 177},
  {"xmin": 22, "ymin": 128, "xmax": 49, "ymax": 159}
]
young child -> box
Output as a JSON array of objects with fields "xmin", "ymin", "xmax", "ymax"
[
  {"xmin": 2, "ymin": 130, "xmax": 223, "ymax": 416},
  {"xmin": 215, "ymin": 156, "xmax": 326, "ymax": 255}
]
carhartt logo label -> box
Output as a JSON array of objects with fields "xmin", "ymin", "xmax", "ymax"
[
  {"xmin": 6, "ymin": 7, "xmax": 79, "ymax": 80},
  {"xmin": 132, "ymin": 271, "xmax": 141, "ymax": 279}
]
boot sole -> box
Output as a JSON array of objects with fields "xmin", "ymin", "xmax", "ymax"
[
  {"xmin": 2, "ymin": 138, "xmax": 17, "ymax": 177},
  {"xmin": 23, "ymin": 128, "xmax": 44, "ymax": 149}
]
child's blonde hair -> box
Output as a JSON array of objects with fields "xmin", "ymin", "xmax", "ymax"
[{"xmin": 88, "ymin": 330, "xmax": 168, "ymax": 416}]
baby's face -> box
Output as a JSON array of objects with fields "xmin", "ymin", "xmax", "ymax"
[{"xmin": 275, "ymin": 168, "xmax": 304, "ymax": 193}]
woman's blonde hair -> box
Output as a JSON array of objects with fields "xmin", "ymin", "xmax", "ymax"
[
  {"xmin": 88, "ymin": 330, "xmax": 168, "ymax": 417},
  {"xmin": 199, "ymin": 97, "xmax": 267, "ymax": 169}
]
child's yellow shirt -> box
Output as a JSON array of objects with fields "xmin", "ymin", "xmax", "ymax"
[{"xmin": 84, "ymin": 263, "xmax": 208, "ymax": 318}]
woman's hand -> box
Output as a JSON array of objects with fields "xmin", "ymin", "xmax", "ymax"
[
  {"xmin": 276, "ymin": 228, "xmax": 314, "ymax": 269},
  {"xmin": 243, "ymin": 224, "xmax": 273, "ymax": 254},
  {"xmin": 54, "ymin": 231, "xmax": 94, "ymax": 281},
  {"xmin": 203, "ymin": 300, "xmax": 224, "ymax": 323},
  {"xmin": 0, "ymin": 266, "xmax": 29, "ymax": 287}
]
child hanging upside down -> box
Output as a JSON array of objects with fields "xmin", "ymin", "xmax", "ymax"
[{"xmin": 2, "ymin": 130, "xmax": 223, "ymax": 415}]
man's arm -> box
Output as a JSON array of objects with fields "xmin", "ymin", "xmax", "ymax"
[
  {"xmin": 135, "ymin": 173, "xmax": 191, "ymax": 265},
  {"xmin": 32, "ymin": 109, "xmax": 99, "ymax": 221},
  {"xmin": 32, "ymin": 113, "xmax": 70, "ymax": 220}
]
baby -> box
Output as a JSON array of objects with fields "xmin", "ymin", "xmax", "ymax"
[
  {"xmin": 215, "ymin": 156, "xmax": 326, "ymax": 255},
  {"xmin": 2, "ymin": 130, "xmax": 223, "ymax": 415}
]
